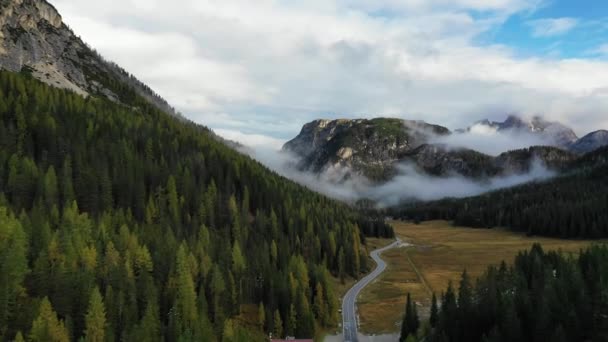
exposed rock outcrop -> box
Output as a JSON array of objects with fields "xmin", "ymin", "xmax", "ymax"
[
  {"xmin": 283, "ymin": 118, "xmax": 451, "ymax": 181},
  {"xmin": 0, "ymin": 0, "xmax": 176, "ymax": 114},
  {"xmin": 285, "ymin": 118, "xmax": 578, "ymax": 182}
]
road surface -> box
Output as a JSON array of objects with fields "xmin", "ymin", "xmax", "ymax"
[{"xmin": 342, "ymin": 239, "xmax": 401, "ymax": 342}]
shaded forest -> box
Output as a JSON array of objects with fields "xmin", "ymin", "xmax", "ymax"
[
  {"xmin": 0, "ymin": 70, "xmax": 392, "ymax": 341},
  {"xmin": 394, "ymin": 153, "xmax": 608, "ymax": 238},
  {"xmin": 421, "ymin": 244, "xmax": 608, "ymax": 342}
]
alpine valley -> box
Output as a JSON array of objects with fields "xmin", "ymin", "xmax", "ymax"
[{"xmin": 1, "ymin": 1, "xmax": 608, "ymax": 342}]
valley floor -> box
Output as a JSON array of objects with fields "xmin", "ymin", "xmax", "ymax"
[{"xmin": 357, "ymin": 220, "xmax": 599, "ymax": 334}]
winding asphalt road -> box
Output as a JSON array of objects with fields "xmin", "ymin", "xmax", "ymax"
[{"xmin": 342, "ymin": 238, "xmax": 401, "ymax": 342}]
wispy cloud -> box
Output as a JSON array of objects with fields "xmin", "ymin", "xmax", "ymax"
[
  {"xmin": 526, "ymin": 17, "xmax": 578, "ymax": 37},
  {"xmin": 588, "ymin": 43, "xmax": 608, "ymax": 57}
]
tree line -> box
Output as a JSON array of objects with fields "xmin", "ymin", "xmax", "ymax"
[
  {"xmin": 0, "ymin": 70, "xmax": 392, "ymax": 341},
  {"xmin": 400, "ymin": 244, "xmax": 608, "ymax": 341},
  {"xmin": 394, "ymin": 155, "xmax": 608, "ymax": 238}
]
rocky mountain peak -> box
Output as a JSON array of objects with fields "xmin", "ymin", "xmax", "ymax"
[
  {"xmin": 470, "ymin": 115, "xmax": 578, "ymax": 147},
  {"xmin": 569, "ymin": 130, "xmax": 608, "ymax": 154},
  {"xmin": 283, "ymin": 118, "xmax": 453, "ymax": 181},
  {"xmin": 0, "ymin": 0, "xmax": 62, "ymax": 30},
  {"xmin": 0, "ymin": 0, "xmax": 176, "ymax": 114}
]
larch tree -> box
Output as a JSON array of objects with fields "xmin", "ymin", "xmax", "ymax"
[{"xmin": 84, "ymin": 287, "xmax": 107, "ymax": 342}]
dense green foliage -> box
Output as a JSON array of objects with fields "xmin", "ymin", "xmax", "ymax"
[
  {"xmin": 399, "ymin": 293, "xmax": 419, "ymax": 342},
  {"xmin": 428, "ymin": 244, "xmax": 608, "ymax": 342},
  {"xmin": 396, "ymin": 156, "xmax": 608, "ymax": 238},
  {"xmin": 0, "ymin": 71, "xmax": 391, "ymax": 341}
]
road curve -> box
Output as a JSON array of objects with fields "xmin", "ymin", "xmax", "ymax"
[{"xmin": 342, "ymin": 239, "xmax": 401, "ymax": 342}]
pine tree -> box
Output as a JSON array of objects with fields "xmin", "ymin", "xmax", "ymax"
[
  {"xmin": 400, "ymin": 293, "xmax": 419, "ymax": 342},
  {"xmin": 257, "ymin": 302, "xmax": 265, "ymax": 330},
  {"xmin": 0, "ymin": 207, "xmax": 28, "ymax": 336},
  {"xmin": 174, "ymin": 244, "xmax": 198, "ymax": 331},
  {"xmin": 84, "ymin": 287, "xmax": 107, "ymax": 342},
  {"xmin": 314, "ymin": 282, "xmax": 328, "ymax": 326},
  {"xmin": 338, "ymin": 248, "xmax": 345, "ymax": 284},
  {"xmin": 43, "ymin": 166, "xmax": 59, "ymax": 208},
  {"xmin": 430, "ymin": 293, "xmax": 438, "ymax": 328},
  {"xmin": 61, "ymin": 157, "xmax": 75, "ymax": 207},
  {"xmin": 29, "ymin": 298, "xmax": 69, "ymax": 342},
  {"xmin": 14, "ymin": 331, "xmax": 25, "ymax": 342},
  {"xmin": 273, "ymin": 310, "xmax": 283, "ymax": 339}
]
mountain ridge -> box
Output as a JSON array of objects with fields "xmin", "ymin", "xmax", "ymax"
[{"xmin": 283, "ymin": 117, "xmax": 585, "ymax": 182}]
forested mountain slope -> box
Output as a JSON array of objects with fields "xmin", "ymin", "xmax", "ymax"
[
  {"xmin": 395, "ymin": 148, "xmax": 608, "ymax": 238},
  {"xmin": 0, "ymin": 70, "xmax": 392, "ymax": 341}
]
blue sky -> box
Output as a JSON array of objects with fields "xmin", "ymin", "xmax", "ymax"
[
  {"xmin": 486, "ymin": 0, "xmax": 608, "ymax": 59},
  {"xmin": 52, "ymin": 0, "xmax": 608, "ymax": 146}
]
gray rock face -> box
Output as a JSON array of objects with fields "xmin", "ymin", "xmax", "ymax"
[
  {"xmin": 286, "ymin": 118, "xmax": 578, "ymax": 182},
  {"xmin": 470, "ymin": 115, "xmax": 578, "ymax": 147},
  {"xmin": 0, "ymin": 0, "xmax": 175, "ymax": 114},
  {"xmin": 283, "ymin": 118, "xmax": 451, "ymax": 181},
  {"xmin": 569, "ymin": 130, "xmax": 608, "ymax": 154}
]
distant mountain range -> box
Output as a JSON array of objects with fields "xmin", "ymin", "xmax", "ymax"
[{"xmin": 283, "ymin": 116, "xmax": 608, "ymax": 182}]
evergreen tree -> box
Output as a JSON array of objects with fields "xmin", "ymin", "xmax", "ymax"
[
  {"xmin": 430, "ymin": 293, "xmax": 438, "ymax": 328},
  {"xmin": 84, "ymin": 287, "xmax": 107, "ymax": 342},
  {"xmin": 29, "ymin": 298, "xmax": 69, "ymax": 342},
  {"xmin": 0, "ymin": 207, "xmax": 28, "ymax": 338},
  {"xmin": 400, "ymin": 293, "xmax": 419, "ymax": 341},
  {"xmin": 273, "ymin": 310, "xmax": 283, "ymax": 339}
]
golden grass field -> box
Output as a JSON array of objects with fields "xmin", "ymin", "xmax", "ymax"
[{"xmin": 357, "ymin": 220, "xmax": 602, "ymax": 334}]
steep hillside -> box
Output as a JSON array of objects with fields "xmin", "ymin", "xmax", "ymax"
[
  {"xmin": 0, "ymin": 0, "xmax": 175, "ymax": 114},
  {"xmin": 569, "ymin": 130, "xmax": 608, "ymax": 154},
  {"xmin": 0, "ymin": 70, "xmax": 398, "ymax": 341}
]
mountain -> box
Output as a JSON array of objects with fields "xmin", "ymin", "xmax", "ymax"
[
  {"xmin": 284, "ymin": 118, "xmax": 576, "ymax": 181},
  {"xmin": 404, "ymin": 144, "xmax": 575, "ymax": 177},
  {"xmin": 569, "ymin": 130, "xmax": 608, "ymax": 154},
  {"xmin": 0, "ymin": 1, "xmax": 395, "ymax": 340},
  {"xmin": 469, "ymin": 115, "xmax": 578, "ymax": 147},
  {"xmin": 0, "ymin": 0, "xmax": 175, "ymax": 114},
  {"xmin": 283, "ymin": 118, "xmax": 451, "ymax": 181}
]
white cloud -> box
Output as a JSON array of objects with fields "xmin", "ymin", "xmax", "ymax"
[
  {"xmin": 526, "ymin": 17, "xmax": 578, "ymax": 37},
  {"xmin": 50, "ymin": 0, "xmax": 608, "ymax": 139},
  {"xmin": 214, "ymin": 129, "xmax": 285, "ymax": 149},
  {"xmin": 235, "ymin": 141, "xmax": 555, "ymax": 206},
  {"xmin": 431, "ymin": 126, "xmax": 551, "ymax": 155}
]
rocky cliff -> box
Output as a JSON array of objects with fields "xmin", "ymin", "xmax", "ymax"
[
  {"xmin": 283, "ymin": 118, "xmax": 451, "ymax": 180},
  {"xmin": 469, "ymin": 115, "xmax": 578, "ymax": 147},
  {"xmin": 285, "ymin": 118, "xmax": 579, "ymax": 182},
  {"xmin": 0, "ymin": 0, "xmax": 175, "ymax": 114}
]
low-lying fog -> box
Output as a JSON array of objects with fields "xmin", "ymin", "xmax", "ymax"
[{"xmin": 217, "ymin": 127, "xmax": 557, "ymax": 207}]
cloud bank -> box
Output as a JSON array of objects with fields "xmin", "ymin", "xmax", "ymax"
[
  {"xmin": 230, "ymin": 131, "xmax": 555, "ymax": 207},
  {"xmin": 51, "ymin": 0, "xmax": 608, "ymax": 141},
  {"xmin": 431, "ymin": 123, "xmax": 551, "ymax": 155}
]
